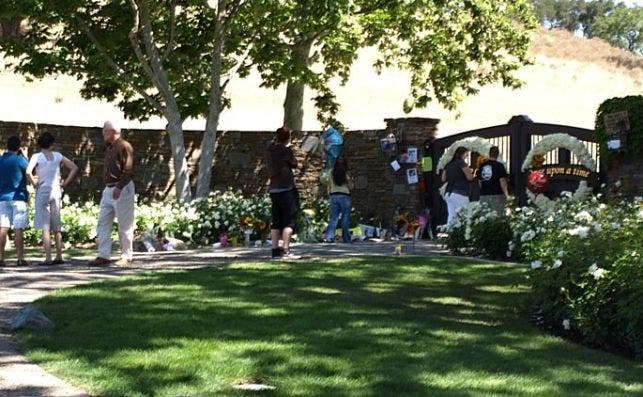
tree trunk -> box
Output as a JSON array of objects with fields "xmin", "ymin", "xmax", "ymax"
[
  {"xmin": 195, "ymin": 0, "xmax": 224, "ymax": 199},
  {"xmin": 166, "ymin": 116, "xmax": 192, "ymax": 202},
  {"xmin": 282, "ymin": 39, "xmax": 313, "ymax": 131},
  {"xmin": 283, "ymin": 81, "xmax": 305, "ymax": 132}
]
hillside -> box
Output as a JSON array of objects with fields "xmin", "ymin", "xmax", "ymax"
[{"xmin": 0, "ymin": 28, "xmax": 641, "ymax": 137}]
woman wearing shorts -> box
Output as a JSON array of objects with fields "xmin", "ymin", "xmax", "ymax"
[{"xmin": 27, "ymin": 132, "xmax": 78, "ymax": 265}]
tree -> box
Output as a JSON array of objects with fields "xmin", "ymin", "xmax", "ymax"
[
  {"xmin": 0, "ymin": 0, "xmax": 272, "ymax": 201},
  {"xmin": 578, "ymin": 0, "xmax": 615, "ymax": 38},
  {"xmin": 593, "ymin": 5, "xmax": 642, "ymax": 54},
  {"xmin": 531, "ymin": 0, "xmax": 583, "ymax": 31},
  {"xmin": 257, "ymin": 0, "xmax": 537, "ymax": 131}
]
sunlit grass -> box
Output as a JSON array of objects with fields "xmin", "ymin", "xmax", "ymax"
[{"xmin": 18, "ymin": 257, "xmax": 643, "ymax": 396}]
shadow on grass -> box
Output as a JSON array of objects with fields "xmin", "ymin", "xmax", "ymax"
[{"xmin": 17, "ymin": 257, "xmax": 643, "ymax": 396}]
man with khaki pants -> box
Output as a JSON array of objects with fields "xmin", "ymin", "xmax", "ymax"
[{"xmin": 88, "ymin": 121, "xmax": 135, "ymax": 266}]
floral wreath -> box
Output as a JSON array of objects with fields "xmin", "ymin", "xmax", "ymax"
[
  {"xmin": 522, "ymin": 133, "xmax": 596, "ymax": 206},
  {"xmin": 522, "ymin": 133, "xmax": 596, "ymax": 172},
  {"xmin": 436, "ymin": 136, "xmax": 493, "ymax": 172}
]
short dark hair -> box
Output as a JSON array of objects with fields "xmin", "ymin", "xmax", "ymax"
[
  {"xmin": 37, "ymin": 132, "xmax": 55, "ymax": 149},
  {"xmin": 275, "ymin": 126, "xmax": 291, "ymax": 143},
  {"xmin": 7, "ymin": 135, "xmax": 20, "ymax": 151},
  {"xmin": 489, "ymin": 146, "xmax": 500, "ymax": 158}
]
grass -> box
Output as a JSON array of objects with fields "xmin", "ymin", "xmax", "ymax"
[{"xmin": 18, "ymin": 257, "xmax": 643, "ymax": 396}]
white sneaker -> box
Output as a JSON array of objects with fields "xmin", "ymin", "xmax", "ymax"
[{"xmin": 281, "ymin": 251, "xmax": 301, "ymax": 260}]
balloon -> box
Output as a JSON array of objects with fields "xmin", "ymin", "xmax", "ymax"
[{"xmin": 527, "ymin": 170, "xmax": 549, "ymax": 194}]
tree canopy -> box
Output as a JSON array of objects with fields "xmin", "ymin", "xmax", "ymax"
[
  {"xmin": 1, "ymin": 0, "xmax": 537, "ymax": 200},
  {"xmin": 252, "ymin": 0, "xmax": 537, "ymax": 130},
  {"xmin": 529, "ymin": 0, "xmax": 641, "ymax": 54}
]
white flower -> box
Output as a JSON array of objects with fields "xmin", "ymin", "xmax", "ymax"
[
  {"xmin": 213, "ymin": 212, "xmax": 221, "ymax": 220},
  {"xmin": 521, "ymin": 230, "xmax": 536, "ymax": 242},
  {"xmin": 588, "ymin": 263, "xmax": 606, "ymax": 280},
  {"xmin": 610, "ymin": 222, "xmax": 620, "ymax": 229},
  {"xmin": 562, "ymin": 319, "xmax": 570, "ymax": 330},
  {"xmin": 557, "ymin": 250, "xmax": 565, "ymax": 258},
  {"xmin": 506, "ymin": 250, "xmax": 512, "ymax": 258},
  {"xmin": 552, "ymin": 259, "xmax": 562, "ymax": 269},
  {"xmin": 530, "ymin": 260, "xmax": 542, "ymax": 270},
  {"xmin": 593, "ymin": 223, "xmax": 602, "ymax": 232},
  {"xmin": 568, "ymin": 226, "xmax": 589, "ymax": 238},
  {"xmin": 214, "ymin": 221, "xmax": 220, "ymax": 229},
  {"xmin": 574, "ymin": 210, "xmax": 593, "ymax": 223}
]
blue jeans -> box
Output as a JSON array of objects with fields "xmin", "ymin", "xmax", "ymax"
[{"xmin": 326, "ymin": 194, "xmax": 352, "ymax": 243}]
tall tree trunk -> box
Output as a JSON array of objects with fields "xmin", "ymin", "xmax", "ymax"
[
  {"xmin": 282, "ymin": 39, "xmax": 313, "ymax": 131},
  {"xmin": 283, "ymin": 81, "xmax": 305, "ymax": 132},
  {"xmin": 166, "ymin": 115, "xmax": 192, "ymax": 202},
  {"xmin": 195, "ymin": 0, "xmax": 225, "ymax": 199}
]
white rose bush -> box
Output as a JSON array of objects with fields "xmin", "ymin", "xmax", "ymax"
[
  {"xmin": 23, "ymin": 189, "xmax": 344, "ymax": 248},
  {"xmin": 443, "ymin": 193, "xmax": 643, "ymax": 358}
]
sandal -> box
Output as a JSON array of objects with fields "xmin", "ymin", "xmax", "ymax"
[{"xmin": 52, "ymin": 258, "xmax": 65, "ymax": 265}]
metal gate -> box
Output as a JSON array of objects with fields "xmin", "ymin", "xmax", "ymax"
[{"xmin": 429, "ymin": 116, "xmax": 604, "ymax": 227}]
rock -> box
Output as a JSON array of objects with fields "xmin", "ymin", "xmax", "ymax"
[{"xmin": 9, "ymin": 306, "xmax": 54, "ymax": 331}]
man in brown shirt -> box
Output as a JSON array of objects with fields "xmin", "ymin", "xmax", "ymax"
[{"xmin": 88, "ymin": 121, "xmax": 135, "ymax": 266}]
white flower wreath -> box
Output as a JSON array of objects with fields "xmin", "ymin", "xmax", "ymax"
[
  {"xmin": 522, "ymin": 133, "xmax": 596, "ymax": 172},
  {"xmin": 522, "ymin": 133, "xmax": 596, "ymax": 207},
  {"xmin": 436, "ymin": 136, "xmax": 492, "ymax": 172}
]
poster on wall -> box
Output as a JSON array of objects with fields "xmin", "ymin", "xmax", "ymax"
[
  {"xmin": 406, "ymin": 168, "xmax": 419, "ymax": 184},
  {"xmin": 390, "ymin": 160, "xmax": 401, "ymax": 171},
  {"xmin": 406, "ymin": 147, "xmax": 418, "ymax": 164}
]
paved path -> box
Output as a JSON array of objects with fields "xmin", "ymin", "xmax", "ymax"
[{"xmin": 0, "ymin": 241, "xmax": 448, "ymax": 397}]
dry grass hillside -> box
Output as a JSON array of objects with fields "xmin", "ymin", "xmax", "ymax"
[{"xmin": 0, "ymin": 28, "xmax": 641, "ymax": 137}]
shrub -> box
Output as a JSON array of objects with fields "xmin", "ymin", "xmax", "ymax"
[
  {"xmin": 442, "ymin": 193, "xmax": 643, "ymax": 358},
  {"xmin": 441, "ymin": 202, "xmax": 513, "ymax": 260},
  {"xmin": 523, "ymin": 195, "xmax": 643, "ymax": 358}
]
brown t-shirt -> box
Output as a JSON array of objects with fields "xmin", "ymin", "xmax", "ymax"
[
  {"xmin": 266, "ymin": 141, "xmax": 297, "ymax": 191},
  {"xmin": 103, "ymin": 137, "xmax": 134, "ymax": 189}
]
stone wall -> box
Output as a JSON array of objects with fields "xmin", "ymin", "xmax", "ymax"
[
  {"xmin": 606, "ymin": 156, "xmax": 643, "ymax": 197},
  {"xmin": 0, "ymin": 118, "xmax": 438, "ymax": 229}
]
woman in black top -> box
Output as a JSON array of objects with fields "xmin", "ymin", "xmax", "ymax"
[{"xmin": 441, "ymin": 147, "xmax": 474, "ymax": 226}]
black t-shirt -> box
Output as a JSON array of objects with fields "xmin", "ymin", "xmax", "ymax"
[
  {"xmin": 445, "ymin": 159, "xmax": 470, "ymax": 195},
  {"xmin": 478, "ymin": 159, "xmax": 507, "ymax": 195}
]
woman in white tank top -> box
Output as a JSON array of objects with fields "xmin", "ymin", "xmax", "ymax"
[{"xmin": 26, "ymin": 132, "xmax": 79, "ymax": 266}]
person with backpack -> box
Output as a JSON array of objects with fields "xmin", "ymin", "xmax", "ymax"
[{"xmin": 324, "ymin": 156, "xmax": 354, "ymax": 243}]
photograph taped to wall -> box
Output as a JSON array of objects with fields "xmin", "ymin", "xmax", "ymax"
[
  {"xmin": 406, "ymin": 147, "xmax": 418, "ymax": 163},
  {"xmin": 301, "ymin": 134, "xmax": 321, "ymax": 155},
  {"xmin": 380, "ymin": 137, "xmax": 397, "ymax": 154},
  {"xmin": 406, "ymin": 168, "xmax": 419, "ymax": 184}
]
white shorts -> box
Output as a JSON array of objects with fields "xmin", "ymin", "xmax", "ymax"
[
  {"xmin": 34, "ymin": 188, "xmax": 62, "ymax": 231},
  {"xmin": 0, "ymin": 200, "xmax": 29, "ymax": 230}
]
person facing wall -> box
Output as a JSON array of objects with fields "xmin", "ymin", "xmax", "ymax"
[
  {"xmin": 441, "ymin": 146, "xmax": 474, "ymax": 226},
  {"xmin": 325, "ymin": 156, "xmax": 354, "ymax": 243}
]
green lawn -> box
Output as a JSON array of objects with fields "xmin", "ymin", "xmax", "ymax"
[{"xmin": 18, "ymin": 257, "xmax": 643, "ymax": 396}]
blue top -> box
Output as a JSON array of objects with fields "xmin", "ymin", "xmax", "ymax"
[{"xmin": 0, "ymin": 152, "xmax": 29, "ymax": 202}]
